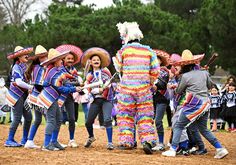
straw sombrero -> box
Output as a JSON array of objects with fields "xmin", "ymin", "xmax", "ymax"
[
  {"xmin": 40, "ymin": 48, "xmax": 70, "ymax": 66},
  {"xmin": 28, "ymin": 45, "xmax": 48, "ymax": 60},
  {"xmin": 56, "ymin": 44, "xmax": 83, "ymax": 65},
  {"xmin": 7, "ymin": 46, "xmax": 33, "ymax": 60},
  {"xmin": 172, "ymin": 49, "xmax": 204, "ymax": 66},
  {"xmin": 169, "ymin": 53, "xmax": 181, "ymax": 65},
  {"xmin": 153, "ymin": 49, "xmax": 170, "ymax": 66},
  {"xmin": 81, "ymin": 47, "xmax": 111, "ymax": 68}
]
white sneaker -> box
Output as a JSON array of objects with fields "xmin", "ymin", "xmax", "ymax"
[
  {"xmin": 152, "ymin": 143, "xmax": 165, "ymax": 151},
  {"xmin": 68, "ymin": 139, "xmax": 78, "ymax": 148},
  {"xmin": 214, "ymin": 148, "xmax": 228, "ymax": 159},
  {"xmin": 162, "ymin": 148, "xmax": 176, "ymax": 157},
  {"xmin": 59, "ymin": 143, "xmax": 67, "ymax": 148},
  {"xmin": 65, "ymin": 121, "xmax": 69, "ymax": 125},
  {"xmin": 24, "ymin": 140, "xmax": 41, "ymax": 149}
]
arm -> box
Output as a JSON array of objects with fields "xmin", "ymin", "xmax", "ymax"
[
  {"xmin": 155, "ymin": 69, "xmax": 169, "ymax": 90},
  {"xmin": 175, "ymin": 75, "xmax": 187, "ymax": 94},
  {"xmin": 15, "ymin": 78, "xmax": 32, "ymax": 90},
  {"xmin": 150, "ymin": 50, "xmax": 160, "ymax": 85}
]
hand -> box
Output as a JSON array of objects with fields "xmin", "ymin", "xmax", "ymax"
[
  {"xmin": 76, "ymin": 86, "xmax": 82, "ymax": 92},
  {"xmin": 152, "ymin": 85, "xmax": 157, "ymax": 92},
  {"xmin": 99, "ymin": 88, "xmax": 104, "ymax": 93},
  {"xmin": 28, "ymin": 85, "xmax": 33, "ymax": 93}
]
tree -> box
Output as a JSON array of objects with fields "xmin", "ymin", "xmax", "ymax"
[
  {"xmin": 0, "ymin": 0, "xmax": 39, "ymax": 25},
  {"xmin": 0, "ymin": 6, "xmax": 7, "ymax": 29}
]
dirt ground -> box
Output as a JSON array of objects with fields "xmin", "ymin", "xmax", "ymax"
[{"xmin": 0, "ymin": 124, "xmax": 235, "ymax": 165}]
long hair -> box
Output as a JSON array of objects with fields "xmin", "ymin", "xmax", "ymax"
[
  {"xmin": 8, "ymin": 58, "xmax": 19, "ymax": 83},
  {"xmin": 25, "ymin": 58, "xmax": 40, "ymax": 81}
]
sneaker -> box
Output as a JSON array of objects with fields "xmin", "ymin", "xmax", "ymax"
[
  {"xmin": 143, "ymin": 142, "xmax": 153, "ymax": 155},
  {"xmin": 107, "ymin": 143, "xmax": 114, "ymax": 150},
  {"xmin": 24, "ymin": 140, "xmax": 41, "ymax": 149},
  {"xmin": 117, "ymin": 145, "xmax": 133, "ymax": 150},
  {"xmin": 42, "ymin": 143, "xmax": 60, "ymax": 151},
  {"xmin": 152, "ymin": 143, "xmax": 165, "ymax": 151},
  {"xmin": 4, "ymin": 140, "xmax": 22, "ymax": 147},
  {"xmin": 189, "ymin": 147, "xmax": 197, "ymax": 154},
  {"xmin": 59, "ymin": 143, "xmax": 67, "ymax": 148},
  {"xmin": 176, "ymin": 148, "xmax": 190, "ymax": 156},
  {"xmin": 214, "ymin": 148, "xmax": 228, "ymax": 159},
  {"xmin": 162, "ymin": 148, "xmax": 176, "ymax": 157},
  {"xmin": 193, "ymin": 149, "xmax": 208, "ymax": 155},
  {"xmin": 51, "ymin": 141, "xmax": 65, "ymax": 150},
  {"xmin": 84, "ymin": 137, "xmax": 96, "ymax": 148},
  {"xmin": 68, "ymin": 140, "xmax": 78, "ymax": 148},
  {"xmin": 133, "ymin": 141, "xmax": 137, "ymax": 149}
]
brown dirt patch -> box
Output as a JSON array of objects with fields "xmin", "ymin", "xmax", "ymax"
[{"xmin": 0, "ymin": 125, "xmax": 235, "ymax": 165}]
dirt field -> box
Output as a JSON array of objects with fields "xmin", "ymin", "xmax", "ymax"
[{"xmin": 0, "ymin": 124, "xmax": 235, "ymax": 165}]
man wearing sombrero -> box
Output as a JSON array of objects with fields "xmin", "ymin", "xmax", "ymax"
[
  {"xmin": 5, "ymin": 46, "xmax": 34, "ymax": 147},
  {"xmin": 38, "ymin": 48, "xmax": 81, "ymax": 151},
  {"xmin": 56, "ymin": 44, "xmax": 83, "ymax": 148},
  {"xmin": 162, "ymin": 50, "xmax": 228, "ymax": 159},
  {"xmin": 114, "ymin": 21, "xmax": 160, "ymax": 154},
  {"xmin": 80, "ymin": 47, "xmax": 114, "ymax": 150},
  {"xmin": 23, "ymin": 45, "xmax": 48, "ymax": 149},
  {"xmin": 151, "ymin": 49, "xmax": 171, "ymax": 151}
]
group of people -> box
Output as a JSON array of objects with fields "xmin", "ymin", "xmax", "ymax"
[{"xmin": 1, "ymin": 21, "xmax": 232, "ymax": 159}]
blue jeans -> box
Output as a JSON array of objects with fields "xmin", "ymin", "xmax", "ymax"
[
  {"xmin": 82, "ymin": 103, "xmax": 89, "ymax": 122},
  {"xmin": 172, "ymin": 111, "xmax": 219, "ymax": 149},
  {"xmin": 155, "ymin": 103, "xmax": 167, "ymax": 136}
]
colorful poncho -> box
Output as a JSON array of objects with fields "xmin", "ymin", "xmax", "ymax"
[
  {"xmin": 114, "ymin": 43, "xmax": 160, "ymax": 95},
  {"xmin": 6, "ymin": 62, "xmax": 27, "ymax": 107}
]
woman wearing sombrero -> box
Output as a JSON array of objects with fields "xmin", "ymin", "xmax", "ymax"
[
  {"xmin": 151, "ymin": 49, "xmax": 170, "ymax": 151},
  {"xmin": 56, "ymin": 44, "xmax": 83, "ymax": 148},
  {"xmin": 162, "ymin": 50, "xmax": 228, "ymax": 159},
  {"xmin": 38, "ymin": 48, "xmax": 81, "ymax": 151},
  {"xmin": 5, "ymin": 46, "xmax": 34, "ymax": 147},
  {"xmin": 114, "ymin": 22, "xmax": 160, "ymax": 154},
  {"xmin": 80, "ymin": 47, "xmax": 114, "ymax": 150},
  {"xmin": 23, "ymin": 45, "xmax": 48, "ymax": 149}
]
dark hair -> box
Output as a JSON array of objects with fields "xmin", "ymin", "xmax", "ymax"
[
  {"xmin": 25, "ymin": 58, "xmax": 40, "ymax": 81},
  {"xmin": 180, "ymin": 64, "xmax": 196, "ymax": 74},
  {"xmin": 127, "ymin": 39, "xmax": 139, "ymax": 43},
  {"xmin": 228, "ymin": 82, "xmax": 236, "ymax": 87},
  {"xmin": 8, "ymin": 58, "xmax": 19, "ymax": 82},
  {"xmin": 211, "ymin": 84, "xmax": 219, "ymax": 91}
]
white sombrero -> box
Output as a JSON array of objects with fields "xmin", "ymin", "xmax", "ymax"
[
  {"xmin": 40, "ymin": 48, "xmax": 69, "ymax": 66},
  {"xmin": 28, "ymin": 45, "xmax": 48, "ymax": 60}
]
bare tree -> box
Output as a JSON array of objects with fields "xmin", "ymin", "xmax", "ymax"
[
  {"xmin": 0, "ymin": 6, "xmax": 7, "ymax": 29},
  {"xmin": 0, "ymin": 0, "xmax": 40, "ymax": 25}
]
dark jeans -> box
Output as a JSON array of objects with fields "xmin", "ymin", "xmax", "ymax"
[
  {"xmin": 85, "ymin": 98, "xmax": 113, "ymax": 137},
  {"xmin": 155, "ymin": 103, "xmax": 168, "ymax": 135},
  {"xmin": 45, "ymin": 101, "xmax": 62, "ymax": 135},
  {"xmin": 172, "ymin": 111, "xmax": 219, "ymax": 149},
  {"xmin": 10, "ymin": 93, "xmax": 32, "ymax": 136},
  {"xmin": 65, "ymin": 95, "xmax": 75, "ymax": 134},
  {"xmin": 74, "ymin": 102, "xmax": 79, "ymax": 122}
]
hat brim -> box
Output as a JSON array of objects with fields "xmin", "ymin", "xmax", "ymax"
[
  {"xmin": 172, "ymin": 54, "xmax": 205, "ymax": 66},
  {"xmin": 81, "ymin": 47, "xmax": 111, "ymax": 68},
  {"xmin": 7, "ymin": 47, "xmax": 33, "ymax": 60},
  {"xmin": 154, "ymin": 49, "xmax": 170, "ymax": 66},
  {"xmin": 40, "ymin": 51, "xmax": 70, "ymax": 66},
  {"xmin": 28, "ymin": 52, "xmax": 48, "ymax": 61},
  {"xmin": 56, "ymin": 44, "xmax": 83, "ymax": 65}
]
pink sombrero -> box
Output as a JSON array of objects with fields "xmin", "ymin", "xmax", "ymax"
[
  {"xmin": 81, "ymin": 47, "xmax": 111, "ymax": 68},
  {"xmin": 153, "ymin": 49, "xmax": 170, "ymax": 66},
  {"xmin": 169, "ymin": 53, "xmax": 181, "ymax": 65},
  {"xmin": 7, "ymin": 46, "xmax": 33, "ymax": 60},
  {"xmin": 28, "ymin": 45, "xmax": 48, "ymax": 60},
  {"xmin": 172, "ymin": 49, "xmax": 204, "ymax": 66},
  {"xmin": 56, "ymin": 44, "xmax": 83, "ymax": 65}
]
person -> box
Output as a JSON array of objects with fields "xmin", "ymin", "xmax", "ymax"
[
  {"xmin": 209, "ymin": 85, "xmax": 222, "ymax": 132},
  {"xmin": 162, "ymin": 49, "xmax": 228, "ymax": 159},
  {"xmin": 5, "ymin": 46, "xmax": 34, "ymax": 147},
  {"xmin": 24, "ymin": 45, "xmax": 48, "ymax": 149},
  {"xmin": 152, "ymin": 49, "xmax": 170, "ymax": 151},
  {"xmin": 56, "ymin": 44, "xmax": 83, "ymax": 148},
  {"xmin": 0, "ymin": 78, "xmax": 8, "ymax": 124},
  {"xmin": 113, "ymin": 22, "xmax": 160, "ymax": 154},
  {"xmin": 38, "ymin": 48, "xmax": 81, "ymax": 151},
  {"xmin": 221, "ymin": 82, "xmax": 236, "ymax": 132},
  {"xmin": 221, "ymin": 75, "xmax": 236, "ymax": 94},
  {"xmin": 80, "ymin": 47, "xmax": 114, "ymax": 150}
]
